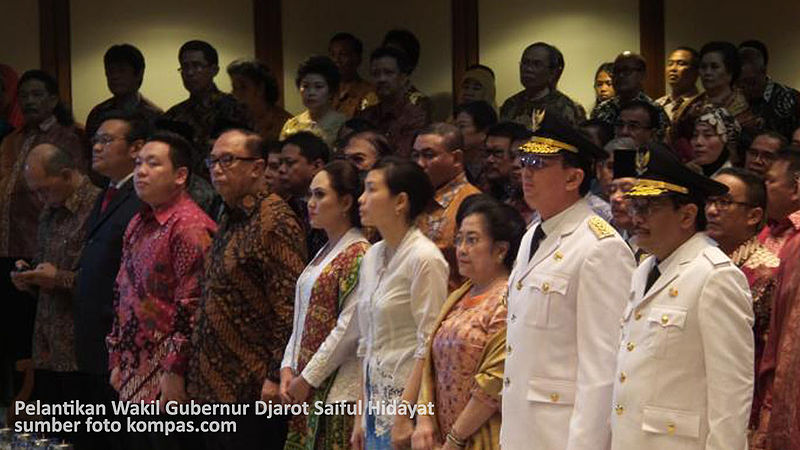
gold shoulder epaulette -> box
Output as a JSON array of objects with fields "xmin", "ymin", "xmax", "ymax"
[{"xmin": 588, "ymin": 216, "xmax": 615, "ymax": 240}]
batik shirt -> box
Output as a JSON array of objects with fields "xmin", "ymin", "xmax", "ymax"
[
  {"xmin": 500, "ymin": 89, "xmax": 586, "ymax": 128},
  {"xmin": 749, "ymin": 78, "xmax": 800, "ymax": 139},
  {"xmin": 590, "ymin": 91, "xmax": 670, "ymax": 140},
  {"xmin": 0, "ymin": 116, "xmax": 85, "ymax": 258},
  {"xmin": 356, "ymin": 89, "xmax": 431, "ymax": 157},
  {"xmin": 417, "ymin": 172, "xmax": 481, "ymax": 291},
  {"xmin": 107, "ymin": 191, "xmax": 216, "ymax": 402},
  {"xmin": 162, "ymin": 85, "xmax": 248, "ymax": 177},
  {"xmin": 32, "ymin": 176, "xmax": 99, "ymax": 371},
  {"xmin": 186, "ymin": 190, "xmax": 306, "ymax": 403}
]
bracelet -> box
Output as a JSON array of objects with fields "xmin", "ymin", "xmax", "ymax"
[{"xmin": 446, "ymin": 431, "xmax": 467, "ymax": 448}]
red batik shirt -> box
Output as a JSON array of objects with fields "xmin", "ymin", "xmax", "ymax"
[{"xmin": 107, "ymin": 191, "xmax": 216, "ymax": 402}]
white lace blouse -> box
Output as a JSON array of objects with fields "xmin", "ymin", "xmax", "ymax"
[{"xmin": 356, "ymin": 227, "xmax": 449, "ymax": 436}]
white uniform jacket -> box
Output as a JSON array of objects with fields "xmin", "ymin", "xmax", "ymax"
[
  {"xmin": 611, "ymin": 233, "xmax": 754, "ymax": 450},
  {"xmin": 501, "ymin": 199, "xmax": 636, "ymax": 450}
]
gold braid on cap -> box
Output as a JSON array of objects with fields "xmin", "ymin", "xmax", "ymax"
[
  {"xmin": 519, "ymin": 136, "xmax": 578, "ymax": 155},
  {"xmin": 626, "ymin": 178, "xmax": 689, "ymax": 197}
]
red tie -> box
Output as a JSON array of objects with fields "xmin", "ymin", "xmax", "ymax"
[{"xmin": 101, "ymin": 186, "xmax": 118, "ymax": 213}]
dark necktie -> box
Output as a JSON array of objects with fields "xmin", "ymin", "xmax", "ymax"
[
  {"xmin": 100, "ymin": 186, "xmax": 118, "ymax": 213},
  {"xmin": 645, "ymin": 264, "xmax": 661, "ymax": 293},
  {"xmin": 528, "ymin": 225, "xmax": 546, "ymax": 262}
]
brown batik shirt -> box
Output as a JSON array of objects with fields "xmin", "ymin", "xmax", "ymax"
[{"xmin": 186, "ymin": 190, "xmax": 307, "ymax": 403}]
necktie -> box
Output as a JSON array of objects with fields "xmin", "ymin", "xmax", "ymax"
[
  {"xmin": 100, "ymin": 186, "xmax": 118, "ymax": 213},
  {"xmin": 645, "ymin": 264, "xmax": 661, "ymax": 293},
  {"xmin": 528, "ymin": 225, "xmax": 546, "ymax": 262}
]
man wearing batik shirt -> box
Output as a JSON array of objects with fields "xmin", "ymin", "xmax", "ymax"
[
  {"xmin": 753, "ymin": 149, "xmax": 800, "ymax": 449},
  {"xmin": 738, "ymin": 41, "xmax": 800, "ymax": 140},
  {"xmin": 107, "ymin": 131, "xmax": 216, "ymax": 410},
  {"xmin": 187, "ymin": 129, "xmax": 306, "ymax": 449},
  {"xmin": 500, "ymin": 42, "xmax": 586, "ymax": 128},
  {"xmin": 759, "ymin": 148, "xmax": 800, "ymax": 259},
  {"xmin": 413, "ymin": 123, "xmax": 481, "ymax": 291},
  {"xmin": 10, "ymin": 144, "xmax": 99, "ymax": 418},
  {"xmin": 591, "ymin": 52, "xmax": 670, "ymax": 141},
  {"xmin": 706, "ymin": 168, "xmax": 779, "ymax": 433},
  {"xmin": 329, "ymin": 32, "xmax": 376, "ymax": 118},
  {"xmin": 655, "ymin": 47, "xmax": 700, "ymax": 123},
  {"xmin": 163, "ymin": 40, "xmax": 248, "ymax": 179},
  {"xmin": 356, "ymin": 46, "xmax": 430, "ymax": 157}
]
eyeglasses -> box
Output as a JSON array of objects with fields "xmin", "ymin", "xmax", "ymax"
[
  {"xmin": 204, "ymin": 154, "xmax": 261, "ymax": 169},
  {"xmin": 614, "ymin": 120, "xmax": 652, "ymax": 131},
  {"xmin": 746, "ymin": 148, "xmax": 777, "ymax": 162},
  {"xmin": 520, "ymin": 154, "xmax": 561, "ymax": 169},
  {"xmin": 706, "ymin": 196, "xmax": 755, "ymax": 211},
  {"xmin": 91, "ymin": 135, "xmax": 125, "ymax": 146}
]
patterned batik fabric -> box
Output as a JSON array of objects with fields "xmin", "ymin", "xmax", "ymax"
[
  {"xmin": 32, "ymin": 176, "xmax": 99, "ymax": 371},
  {"xmin": 107, "ymin": 191, "xmax": 216, "ymax": 402},
  {"xmin": 186, "ymin": 190, "xmax": 307, "ymax": 403}
]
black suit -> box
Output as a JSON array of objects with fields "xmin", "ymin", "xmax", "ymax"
[{"xmin": 74, "ymin": 178, "xmax": 141, "ymax": 375}]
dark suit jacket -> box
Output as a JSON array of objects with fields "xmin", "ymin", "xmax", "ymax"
[{"xmin": 74, "ymin": 178, "xmax": 141, "ymax": 375}]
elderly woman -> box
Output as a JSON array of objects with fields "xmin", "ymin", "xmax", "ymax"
[
  {"xmin": 280, "ymin": 160, "xmax": 370, "ymax": 449},
  {"xmin": 593, "ymin": 62, "xmax": 615, "ymax": 109},
  {"xmin": 458, "ymin": 65, "xmax": 497, "ymax": 110},
  {"xmin": 351, "ymin": 157, "xmax": 449, "ymax": 450},
  {"xmin": 227, "ymin": 59, "xmax": 291, "ymax": 141},
  {"xmin": 691, "ymin": 107, "xmax": 741, "ymax": 177},
  {"xmin": 281, "ymin": 56, "xmax": 347, "ymax": 147},
  {"xmin": 412, "ymin": 194, "xmax": 525, "ymax": 450},
  {"xmin": 676, "ymin": 42, "xmax": 759, "ymax": 160}
]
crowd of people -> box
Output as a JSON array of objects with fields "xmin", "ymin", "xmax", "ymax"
[{"xmin": 1, "ymin": 26, "xmax": 800, "ymax": 450}]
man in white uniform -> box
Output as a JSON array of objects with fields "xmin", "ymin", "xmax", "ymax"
[
  {"xmin": 501, "ymin": 113, "xmax": 636, "ymax": 449},
  {"xmin": 611, "ymin": 144, "xmax": 754, "ymax": 449}
]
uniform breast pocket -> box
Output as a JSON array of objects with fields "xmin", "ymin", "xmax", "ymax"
[
  {"xmin": 647, "ymin": 306, "xmax": 688, "ymax": 359},
  {"xmin": 522, "ymin": 273, "xmax": 569, "ymax": 328}
]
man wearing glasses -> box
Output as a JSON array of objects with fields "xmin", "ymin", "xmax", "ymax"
[
  {"xmin": 163, "ymin": 40, "xmax": 247, "ymax": 179},
  {"xmin": 499, "ymin": 42, "xmax": 586, "ymax": 128},
  {"xmin": 187, "ymin": 129, "xmax": 306, "ymax": 450},
  {"xmin": 611, "ymin": 144, "xmax": 753, "ymax": 450},
  {"xmin": 591, "ymin": 52, "xmax": 670, "ymax": 141},
  {"xmin": 501, "ymin": 113, "xmax": 635, "ymax": 449},
  {"xmin": 706, "ymin": 167, "xmax": 778, "ymax": 437},
  {"xmin": 744, "ymin": 131, "xmax": 786, "ymax": 176}
]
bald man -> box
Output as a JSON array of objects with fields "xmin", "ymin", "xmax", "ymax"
[{"xmin": 10, "ymin": 143, "xmax": 99, "ymax": 437}]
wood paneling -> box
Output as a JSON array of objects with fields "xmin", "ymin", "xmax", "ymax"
[
  {"xmin": 452, "ymin": 0, "xmax": 479, "ymax": 107},
  {"xmin": 40, "ymin": 0, "xmax": 72, "ymax": 107},
  {"xmin": 639, "ymin": 0, "xmax": 665, "ymax": 98},
  {"xmin": 253, "ymin": 0, "xmax": 284, "ymax": 107}
]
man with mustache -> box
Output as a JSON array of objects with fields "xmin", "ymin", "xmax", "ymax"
[
  {"xmin": 502, "ymin": 113, "xmax": 634, "ymax": 449},
  {"xmin": 356, "ymin": 46, "xmax": 430, "ymax": 157},
  {"xmin": 611, "ymin": 144, "xmax": 753, "ymax": 450},
  {"xmin": 483, "ymin": 121, "xmax": 532, "ymax": 202}
]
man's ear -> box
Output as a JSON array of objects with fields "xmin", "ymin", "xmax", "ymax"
[
  {"xmin": 747, "ymin": 206, "xmax": 765, "ymax": 229},
  {"xmin": 564, "ymin": 167, "xmax": 585, "ymax": 193},
  {"xmin": 175, "ymin": 166, "xmax": 189, "ymax": 187},
  {"xmin": 129, "ymin": 139, "xmax": 145, "ymax": 158},
  {"xmin": 681, "ymin": 203, "xmax": 699, "ymax": 231}
]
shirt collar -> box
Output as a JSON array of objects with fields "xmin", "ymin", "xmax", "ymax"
[
  {"xmin": 112, "ymin": 172, "xmax": 135, "ymax": 189},
  {"xmin": 141, "ymin": 190, "xmax": 188, "ymax": 226},
  {"xmin": 37, "ymin": 115, "xmax": 57, "ymax": 132},
  {"xmin": 540, "ymin": 198, "xmax": 591, "ymax": 237},
  {"xmin": 50, "ymin": 175, "xmax": 91, "ymax": 215},
  {"xmin": 434, "ymin": 171, "xmax": 470, "ymax": 209}
]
